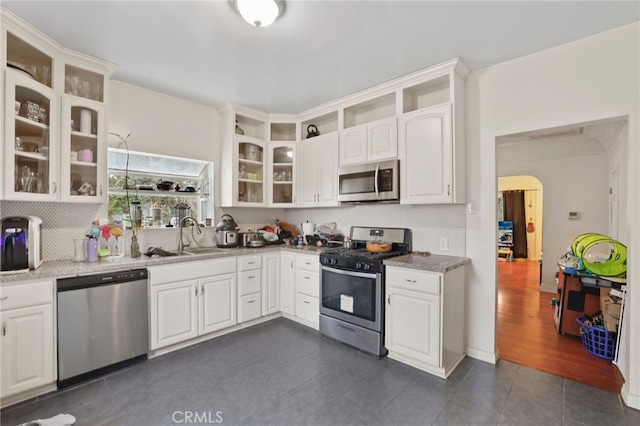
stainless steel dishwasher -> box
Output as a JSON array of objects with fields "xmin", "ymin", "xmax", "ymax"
[{"xmin": 57, "ymin": 268, "xmax": 149, "ymax": 388}]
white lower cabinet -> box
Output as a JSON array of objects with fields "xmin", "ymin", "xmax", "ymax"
[
  {"xmin": 200, "ymin": 274, "xmax": 237, "ymax": 335},
  {"xmin": 293, "ymin": 253, "xmax": 320, "ymax": 327},
  {"xmin": 0, "ymin": 279, "xmax": 55, "ymax": 399},
  {"xmin": 150, "ymin": 279, "xmax": 199, "ymax": 349},
  {"xmin": 149, "ymin": 258, "xmax": 236, "ymax": 350},
  {"xmin": 280, "ymin": 253, "xmax": 295, "ymax": 316},
  {"xmin": 262, "ymin": 253, "xmax": 280, "ymax": 316},
  {"xmin": 385, "ymin": 265, "xmax": 466, "ymax": 378},
  {"xmin": 237, "ymin": 255, "xmax": 262, "ymax": 323}
]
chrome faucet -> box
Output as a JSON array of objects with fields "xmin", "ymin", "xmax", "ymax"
[{"xmin": 178, "ymin": 216, "xmax": 202, "ymax": 251}]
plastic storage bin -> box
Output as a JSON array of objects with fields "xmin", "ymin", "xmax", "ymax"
[{"xmin": 577, "ymin": 316, "xmax": 616, "ymax": 360}]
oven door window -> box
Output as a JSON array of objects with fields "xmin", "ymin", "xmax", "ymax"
[{"xmin": 321, "ymin": 269, "xmax": 376, "ymax": 321}]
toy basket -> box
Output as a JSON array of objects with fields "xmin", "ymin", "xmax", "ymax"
[{"xmin": 577, "ymin": 317, "xmax": 616, "ymax": 360}]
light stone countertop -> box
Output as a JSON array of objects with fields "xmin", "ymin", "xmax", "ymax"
[
  {"xmin": 384, "ymin": 253, "xmax": 470, "ymax": 273},
  {"xmin": 0, "ymin": 245, "xmax": 331, "ymax": 283}
]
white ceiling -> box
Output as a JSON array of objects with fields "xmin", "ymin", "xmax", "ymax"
[{"xmin": 4, "ymin": 1, "xmax": 639, "ymax": 113}]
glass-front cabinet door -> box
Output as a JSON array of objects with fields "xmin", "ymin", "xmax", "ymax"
[
  {"xmin": 236, "ymin": 136, "xmax": 265, "ymax": 205},
  {"xmin": 3, "ymin": 70, "xmax": 59, "ymax": 201},
  {"xmin": 268, "ymin": 143, "xmax": 296, "ymax": 207},
  {"xmin": 60, "ymin": 97, "xmax": 106, "ymax": 202}
]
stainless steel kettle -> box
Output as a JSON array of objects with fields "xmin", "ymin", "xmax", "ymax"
[{"xmin": 215, "ymin": 214, "xmax": 239, "ymax": 248}]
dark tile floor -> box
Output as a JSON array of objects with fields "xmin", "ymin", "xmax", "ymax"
[{"xmin": 2, "ymin": 318, "xmax": 638, "ymax": 426}]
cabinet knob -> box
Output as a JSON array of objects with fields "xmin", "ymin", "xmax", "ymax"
[
  {"xmin": 405, "ymin": 279, "xmax": 417, "ymax": 283},
  {"xmin": 304, "ymin": 300, "xmax": 310, "ymax": 304},
  {"xmin": 0, "ymin": 296, "xmax": 8, "ymax": 301},
  {"xmin": 99, "ymin": 185, "xmax": 103, "ymax": 196},
  {"xmin": 387, "ymin": 295, "xmax": 391, "ymax": 305},
  {"xmin": 2, "ymin": 321, "xmax": 5, "ymax": 336},
  {"xmin": 194, "ymin": 285, "xmax": 199, "ymax": 297},
  {"xmin": 248, "ymin": 300, "xmax": 256, "ymax": 304},
  {"xmin": 447, "ymin": 185, "xmax": 450, "ymax": 196},
  {"xmin": 201, "ymin": 283, "xmax": 205, "ymax": 295},
  {"xmin": 52, "ymin": 181, "xmax": 57, "ymax": 193}
]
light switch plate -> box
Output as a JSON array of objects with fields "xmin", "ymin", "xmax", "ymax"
[{"xmin": 439, "ymin": 238, "xmax": 449, "ymax": 251}]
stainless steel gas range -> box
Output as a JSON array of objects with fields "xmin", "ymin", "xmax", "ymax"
[{"xmin": 319, "ymin": 226, "xmax": 412, "ymax": 357}]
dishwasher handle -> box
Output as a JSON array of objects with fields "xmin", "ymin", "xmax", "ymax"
[{"xmin": 57, "ymin": 269, "xmax": 148, "ymax": 292}]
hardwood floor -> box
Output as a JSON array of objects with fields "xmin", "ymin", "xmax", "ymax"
[{"xmin": 497, "ymin": 260, "xmax": 624, "ymax": 393}]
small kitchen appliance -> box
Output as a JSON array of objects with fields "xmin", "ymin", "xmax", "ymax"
[
  {"xmin": 319, "ymin": 226, "xmax": 411, "ymax": 356},
  {"xmin": 215, "ymin": 214, "xmax": 239, "ymax": 248},
  {"xmin": 238, "ymin": 231, "xmax": 267, "ymax": 247},
  {"xmin": 337, "ymin": 159, "xmax": 399, "ymax": 203},
  {"xmin": 1, "ymin": 215, "xmax": 43, "ymax": 273}
]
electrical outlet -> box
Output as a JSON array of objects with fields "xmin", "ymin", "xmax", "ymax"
[{"xmin": 439, "ymin": 238, "xmax": 449, "ymax": 252}]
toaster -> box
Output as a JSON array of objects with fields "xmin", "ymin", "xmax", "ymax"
[
  {"xmin": 238, "ymin": 232, "xmax": 260, "ymax": 247},
  {"xmin": 1, "ymin": 215, "xmax": 43, "ymax": 273}
]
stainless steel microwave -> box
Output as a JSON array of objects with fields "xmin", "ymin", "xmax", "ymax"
[{"xmin": 338, "ymin": 159, "xmax": 399, "ymax": 203}]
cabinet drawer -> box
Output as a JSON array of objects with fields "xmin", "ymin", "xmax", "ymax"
[
  {"xmin": 1, "ymin": 280, "xmax": 53, "ymax": 311},
  {"xmin": 149, "ymin": 257, "xmax": 236, "ymax": 285},
  {"xmin": 296, "ymin": 254, "xmax": 319, "ymax": 273},
  {"xmin": 238, "ymin": 293, "xmax": 261, "ymax": 323},
  {"xmin": 295, "ymin": 269, "xmax": 319, "ymax": 297},
  {"xmin": 238, "ymin": 270, "xmax": 261, "ymax": 296},
  {"xmin": 386, "ymin": 267, "xmax": 441, "ymax": 295},
  {"xmin": 238, "ymin": 255, "xmax": 261, "ymax": 271},
  {"xmin": 295, "ymin": 293, "xmax": 319, "ymax": 325}
]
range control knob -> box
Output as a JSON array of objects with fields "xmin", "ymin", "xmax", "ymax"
[
  {"xmin": 363, "ymin": 264, "xmax": 371, "ymax": 271},
  {"xmin": 355, "ymin": 262, "xmax": 362, "ymax": 270},
  {"xmin": 332, "ymin": 258, "xmax": 338, "ymax": 265}
]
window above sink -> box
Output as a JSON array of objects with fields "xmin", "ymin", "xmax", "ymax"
[{"xmin": 107, "ymin": 148, "xmax": 214, "ymax": 227}]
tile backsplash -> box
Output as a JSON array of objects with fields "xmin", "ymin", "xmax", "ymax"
[
  {"xmin": 1, "ymin": 201, "xmax": 466, "ymax": 262},
  {"xmin": 284, "ymin": 204, "xmax": 466, "ymax": 256}
]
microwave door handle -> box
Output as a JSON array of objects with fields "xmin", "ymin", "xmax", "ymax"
[{"xmin": 374, "ymin": 165, "xmax": 379, "ymax": 197}]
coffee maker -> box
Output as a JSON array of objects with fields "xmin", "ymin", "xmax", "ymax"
[{"xmin": 1, "ymin": 216, "xmax": 43, "ymax": 273}]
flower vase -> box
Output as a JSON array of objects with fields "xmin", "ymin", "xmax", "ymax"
[{"xmin": 130, "ymin": 234, "xmax": 141, "ymax": 258}]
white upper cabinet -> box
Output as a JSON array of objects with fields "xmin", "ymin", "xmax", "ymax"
[
  {"xmin": 340, "ymin": 93, "xmax": 398, "ymax": 166},
  {"xmin": 1, "ymin": 9, "xmax": 115, "ymax": 203},
  {"xmin": 221, "ymin": 59, "xmax": 467, "ymax": 209},
  {"xmin": 399, "ymin": 103, "xmax": 452, "ymax": 204},
  {"xmin": 297, "ymin": 132, "xmax": 339, "ymax": 208},
  {"xmin": 398, "ymin": 62, "xmax": 468, "ymax": 204},
  {"xmin": 219, "ymin": 105, "xmax": 268, "ymax": 207},
  {"xmin": 268, "ymin": 118, "xmax": 297, "ymax": 207},
  {"xmin": 296, "ymin": 110, "xmax": 340, "ymax": 208}
]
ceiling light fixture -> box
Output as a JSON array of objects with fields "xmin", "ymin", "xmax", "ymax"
[{"xmin": 235, "ymin": 0, "xmax": 284, "ymax": 28}]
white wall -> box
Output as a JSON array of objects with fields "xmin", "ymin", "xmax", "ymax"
[
  {"xmin": 609, "ymin": 124, "xmax": 629, "ymax": 240},
  {"xmin": 109, "ymin": 81, "xmax": 223, "ymax": 206},
  {"xmin": 499, "ymin": 155, "xmax": 609, "ymax": 288},
  {"xmin": 465, "ymin": 22, "xmax": 639, "ymax": 408}
]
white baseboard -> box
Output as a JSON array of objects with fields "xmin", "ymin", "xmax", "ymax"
[
  {"xmin": 465, "ymin": 346, "xmax": 498, "ymax": 364},
  {"xmin": 621, "ymin": 383, "xmax": 640, "ymax": 410}
]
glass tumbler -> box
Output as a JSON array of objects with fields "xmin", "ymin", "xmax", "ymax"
[{"xmin": 73, "ymin": 239, "xmax": 86, "ymax": 262}]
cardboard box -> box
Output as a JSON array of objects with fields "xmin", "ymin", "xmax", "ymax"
[{"xmin": 600, "ymin": 293, "xmax": 621, "ymax": 332}]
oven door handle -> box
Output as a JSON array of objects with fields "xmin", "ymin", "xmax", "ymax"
[{"xmin": 322, "ymin": 265, "xmax": 377, "ymax": 279}]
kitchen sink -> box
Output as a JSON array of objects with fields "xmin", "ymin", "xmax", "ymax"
[
  {"xmin": 182, "ymin": 247, "xmax": 226, "ymax": 255},
  {"xmin": 170, "ymin": 250, "xmax": 195, "ymax": 256}
]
